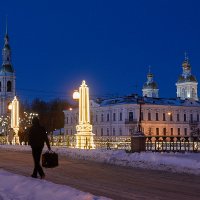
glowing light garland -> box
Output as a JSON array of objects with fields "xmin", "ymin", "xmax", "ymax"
[
  {"xmin": 10, "ymin": 96, "xmax": 19, "ymax": 144},
  {"xmin": 74, "ymin": 80, "xmax": 95, "ymax": 149}
]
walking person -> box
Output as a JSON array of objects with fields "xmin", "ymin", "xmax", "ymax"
[{"xmin": 28, "ymin": 117, "xmax": 51, "ymax": 179}]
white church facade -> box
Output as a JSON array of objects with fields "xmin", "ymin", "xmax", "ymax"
[{"xmin": 64, "ymin": 56, "xmax": 200, "ymax": 138}]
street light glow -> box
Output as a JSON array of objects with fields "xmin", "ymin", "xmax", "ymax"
[
  {"xmin": 74, "ymin": 80, "xmax": 95, "ymax": 149},
  {"xmin": 8, "ymin": 103, "xmax": 12, "ymax": 110},
  {"xmin": 73, "ymin": 90, "xmax": 80, "ymax": 100},
  {"xmin": 167, "ymin": 112, "xmax": 172, "ymax": 115}
]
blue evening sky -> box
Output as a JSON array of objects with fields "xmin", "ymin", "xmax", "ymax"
[{"xmin": 0, "ymin": 0, "xmax": 200, "ymax": 101}]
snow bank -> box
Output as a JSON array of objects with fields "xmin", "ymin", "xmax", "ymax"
[
  {"xmin": 1, "ymin": 144, "xmax": 200, "ymax": 175},
  {"xmin": 0, "ymin": 169, "xmax": 109, "ymax": 200}
]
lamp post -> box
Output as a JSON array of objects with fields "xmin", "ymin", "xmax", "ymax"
[
  {"xmin": 130, "ymin": 97, "xmax": 145, "ymax": 152},
  {"xmin": 73, "ymin": 80, "xmax": 95, "ymax": 149},
  {"xmin": 137, "ymin": 98, "xmax": 145, "ymax": 133},
  {"xmin": 73, "ymin": 90, "xmax": 80, "ymax": 100}
]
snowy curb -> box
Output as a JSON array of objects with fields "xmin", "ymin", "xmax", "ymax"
[{"xmin": 1, "ymin": 145, "xmax": 200, "ymax": 175}]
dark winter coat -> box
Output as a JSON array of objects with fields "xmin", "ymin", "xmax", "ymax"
[{"xmin": 28, "ymin": 124, "xmax": 50, "ymax": 150}]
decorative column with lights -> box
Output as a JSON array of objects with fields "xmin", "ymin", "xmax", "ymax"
[
  {"xmin": 73, "ymin": 80, "xmax": 95, "ymax": 149},
  {"xmin": 11, "ymin": 96, "xmax": 19, "ymax": 144}
]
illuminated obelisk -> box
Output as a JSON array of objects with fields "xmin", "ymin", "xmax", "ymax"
[
  {"xmin": 11, "ymin": 96, "xmax": 19, "ymax": 144},
  {"xmin": 75, "ymin": 80, "xmax": 95, "ymax": 149}
]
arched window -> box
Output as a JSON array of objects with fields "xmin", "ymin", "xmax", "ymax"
[
  {"xmin": 181, "ymin": 88, "xmax": 186, "ymax": 98},
  {"xmin": 7, "ymin": 81, "xmax": 12, "ymax": 92},
  {"xmin": 192, "ymin": 88, "xmax": 196, "ymax": 98}
]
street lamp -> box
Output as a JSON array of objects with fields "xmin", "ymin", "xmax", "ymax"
[
  {"xmin": 73, "ymin": 90, "xmax": 80, "ymax": 100},
  {"xmin": 167, "ymin": 112, "xmax": 172, "ymax": 116},
  {"xmin": 8, "ymin": 103, "xmax": 12, "ymax": 111},
  {"xmin": 131, "ymin": 97, "xmax": 145, "ymax": 152}
]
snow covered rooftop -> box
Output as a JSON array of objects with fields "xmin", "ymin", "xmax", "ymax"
[{"xmin": 96, "ymin": 95, "xmax": 200, "ymax": 107}]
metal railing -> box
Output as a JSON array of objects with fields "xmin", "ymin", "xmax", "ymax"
[
  {"xmin": 1, "ymin": 134, "xmax": 199, "ymax": 152},
  {"xmin": 145, "ymin": 136, "xmax": 200, "ymax": 152}
]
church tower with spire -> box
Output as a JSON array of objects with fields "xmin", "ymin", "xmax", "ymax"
[
  {"xmin": 0, "ymin": 22, "xmax": 16, "ymax": 115},
  {"xmin": 176, "ymin": 54, "xmax": 198, "ymax": 101},
  {"xmin": 142, "ymin": 67, "xmax": 159, "ymax": 98}
]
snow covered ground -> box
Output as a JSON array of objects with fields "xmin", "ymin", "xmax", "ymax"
[
  {"xmin": 0, "ymin": 169, "xmax": 110, "ymax": 200},
  {"xmin": 1, "ymin": 144, "xmax": 200, "ymax": 175}
]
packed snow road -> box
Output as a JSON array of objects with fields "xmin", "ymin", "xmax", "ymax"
[{"xmin": 0, "ymin": 149, "xmax": 200, "ymax": 200}]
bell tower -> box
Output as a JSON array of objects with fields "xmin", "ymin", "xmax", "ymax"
[
  {"xmin": 176, "ymin": 54, "xmax": 198, "ymax": 100},
  {"xmin": 0, "ymin": 22, "xmax": 16, "ymax": 115},
  {"xmin": 142, "ymin": 67, "xmax": 159, "ymax": 98}
]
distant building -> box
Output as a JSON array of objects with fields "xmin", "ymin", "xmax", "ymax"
[
  {"xmin": 64, "ymin": 56, "xmax": 200, "ymax": 137},
  {"xmin": 0, "ymin": 26, "xmax": 15, "ymax": 115}
]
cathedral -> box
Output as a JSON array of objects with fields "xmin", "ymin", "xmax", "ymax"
[
  {"xmin": 142, "ymin": 55, "xmax": 198, "ymax": 101},
  {"xmin": 64, "ymin": 56, "xmax": 200, "ymax": 138},
  {"xmin": 176, "ymin": 56, "xmax": 198, "ymax": 100},
  {"xmin": 0, "ymin": 26, "xmax": 16, "ymax": 116}
]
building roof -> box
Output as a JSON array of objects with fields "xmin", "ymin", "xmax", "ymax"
[
  {"xmin": 143, "ymin": 82, "xmax": 158, "ymax": 89},
  {"xmin": 177, "ymin": 75, "xmax": 197, "ymax": 83},
  {"xmin": 96, "ymin": 95, "xmax": 200, "ymax": 107}
]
